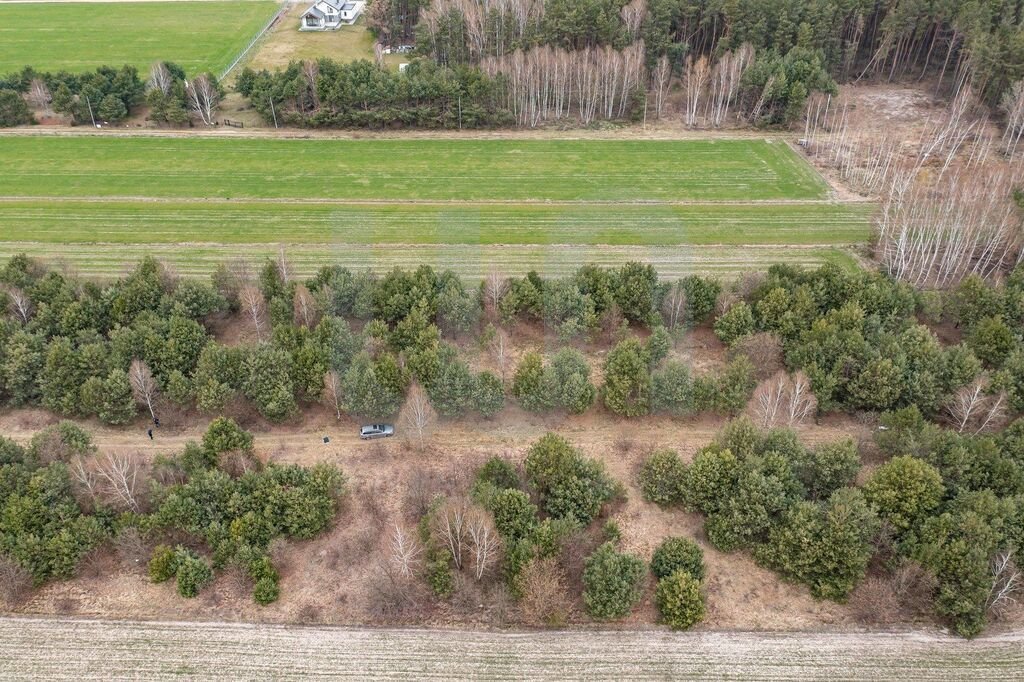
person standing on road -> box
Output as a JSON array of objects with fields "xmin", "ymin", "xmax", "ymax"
[{"xmin": 147, "ymin": 429, "xmax": 153, "ymax": 440}]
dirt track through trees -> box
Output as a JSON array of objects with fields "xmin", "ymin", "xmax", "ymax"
[{"xmin": 0, "ymin": 616, "xmax": 1021, "ymax": 680}]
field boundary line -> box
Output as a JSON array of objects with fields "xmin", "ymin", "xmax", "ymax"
[
  {"xmin": 219, "ymin": 1, "xmax": 288, "ymax": 81},
  {"xmin": 0, "ymin": 196, "xmax": 876, "ymax": 206}
]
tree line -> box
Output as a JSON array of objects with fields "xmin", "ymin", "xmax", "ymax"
[
  {"xmin": 0, "ymin": 254, "xmax": 743, "ymax": 428},
  {"xmin": 0, "ymin": 62, "xmax": 224, "ymax": 128},
  {"xmin": 3, "ymin": 255, "xmax": 1023, "ymax": 430}
]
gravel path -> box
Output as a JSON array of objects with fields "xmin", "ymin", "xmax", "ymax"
[{"xmin": 0, "ymin": 616, "xmax": 1021, "ymax": 680}]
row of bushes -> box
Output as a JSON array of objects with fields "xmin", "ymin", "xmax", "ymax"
[
  {"xmin": 5, "ymin": 255, "xmax": 1024, "ymax": 430},
  {"xmin": 0, "ymin": 255, "xmax": 732, "ymax": 425}
]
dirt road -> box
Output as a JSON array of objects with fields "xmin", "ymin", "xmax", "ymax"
[{"xmin": 0, "ymin": 616, "xmax": 1020, "ymax": 680}]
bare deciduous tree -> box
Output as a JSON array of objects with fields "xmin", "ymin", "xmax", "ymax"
[
  {"xmin": 661, "ymin": 281, "xmax": 687, "ymax": 330},
  {"xmin": 518, "ymin": 556, "xmax": 573, "ymax": 626},
  {"xmin": 128, "ymin": 359, "xmax": 159, "ymax": 421},
  {"xmin": 293, "ymin": 284, "xmax": 319, "ymax": 328},
  {"xmin": 27, "ymin": 78, "xmax": 51, "ymax": 112},
  {"xmin": 3, "ymin": 286, "xmax": 33, "ymax": 323},
  {"xmin": 433, "ymin": 499, "xmax": 468, "ymax": 570},
  {"xmin": 78, "ymin": 453, "xmax": 146, "ymax": 513},
  {"xmin": 489, "ymin": 329, "xmax": 511, "ymax": 384},
  {"xmin": 322, "ymin": 370, "xmax": 344, "ymax": 420},
  {"xmin": 466, "ymin": 507, "xmax": 500, "ymax": 581},
  {"xmin": 277, "ymin": 246, "xmax": 292, "ymax": 285},
  {"xmin": 239, "ymin": 286, "xmax": 267, "ymax": 342},
  {"xmin": 186, "ymin": 73, "xmax": 219, "ymax": 126},
  {"xmin": 750, "ymin": 371, "xmax": 817, "ymax": 428},
  {"xmin": 988, "ymin": 551, "xmax": 1022, "ymax": 619},
  {"xmin": 683, "ymin": 54, "xmax": 710, "ymax": 127},
  {"xmin": 389, "ymin": 523, "xmax": 423, "ymax": 578},
  {"xmin": 481, "ymin": 42, "xmax": 647, "ymax": 127},
  {"xmin": 484, "ymin": 271, "xmax": 508, "ymax": 316},
  {"xmin": 651, "ymin": 55, "xmax": 671, "ymax": 118},
  {"xmin": 147, "ymin": 62, "xmax": 173, "ymax": 96},
  {"xmin": 620, "ymin": 0, "xmax": 646, "ymax": 41},
  {"xmin": 945, "ymin": 379, "xmax": 1008, "ymax": 434},
  {"xmin": 400, "ymin": 383, "xmax": 437, "ymax": 450},
  {"xmin": 1001, "ymin": 79, "xmax": 1024, "ymax": 156},
  {"xmin": 70, "ymin": 455, "xmax": 99, "ymax": 506}
]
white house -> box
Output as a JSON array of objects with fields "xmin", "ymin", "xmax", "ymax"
[{"xmin": 299, "ymin": 0, "xmax": 365, "ymax": 31}]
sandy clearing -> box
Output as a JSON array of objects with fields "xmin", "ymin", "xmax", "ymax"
[{"xmin": 0, "ymin": 616, "xmax": 1021, "ymax": 680}]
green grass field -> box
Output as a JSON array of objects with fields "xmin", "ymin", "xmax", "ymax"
[
  {"xmin": 0, "ymin": 136, "xmax": 871, "ymax": 277},
  {"xmin": 0, "ymin": 1, "xmax": 279, "ymax": 75},
  {"xmin": 0, "ymin": 137, "xmax": 828, "ymax": 201}
]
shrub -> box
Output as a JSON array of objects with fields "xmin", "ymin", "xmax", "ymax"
[
  {"xmin": 864, "ymin": 456, "xmax": 944, "ymax": 536},
  {"xmin": 650, "ymin": 361, "xmax": 694, "ymax": 415},
  {"xmin": 794, "ymin": 439, "xmax": 860, "ymax": 500},
  {"xmin": 426, "ymin": 558, "xmax": 454, "ymax": 598},
  {"xmin": 524, "ymin": 433, "xmax": 616, "ymax": 525},
  {"xmin": 645, "ymin": 326, "xmax": 672, "ymax": 366},
  {"xmin": 714, "ymin": 302, "xmax": 755, "ymax": 346},
  {"xmin": 682, "ymin": 447, "xmax": 740, "ymax": 514},
  {"xmin": 148, "ymin": 545, "xmax": 178, "ymax": 583},
  {"xmin": 174, "ymin": 551, "xmax": 213, "ymax": 598},
  {"xmin": 602, "ymin": 338, "xmax": 651, "ymax": 417},
  {"xmin": 848, "ymin": 358, "xmax": 904, "ymax": 412},
  {"xmin": 473, "ymin": 371, "xmax": 505, "ymax": 417},
  {"xmin": 681, "ymin": 276, "xmax": 720, "ymax": 323},
  {"xmin": 489, "ymin": 488, "xmax": 538, "ymax": 541},
  {"xmin": 202, "ymin": 417, "xmax": 253, "ymax": 456},
  {"xmin": 655, "ymin": 570, "xmax": 705, "ymax": 630},
  {"xmin": 99, "ymin": 369, "xmax": 136, "ymax": 425},
  {"xmin": 967, "ymin": 316, "xmax": 1018, "ymax": 368},
  {"xmin": 651, "ymin": 537, "xmax": 705, "ymax": 581},
  {"xmin": 0, "ymin": 89, "xmax": 32, "ymax": 127},
  {"xmin": 476, "ymin": 457, "xmax": 519, "ymax": 492},
  {"xmin": 254, "ymin": 576, "xmax": 280, "ymax": 605},
  {"xmin": 755, "ymin": 488, "xmax": 879, "ymax": 601},
  {"xmin": 582, "ymin": 542, "xmax": 646, "ymax": 620},
  {"xmin": 638, "ymin": 449, "xmax": 687, "ymax": 506}
]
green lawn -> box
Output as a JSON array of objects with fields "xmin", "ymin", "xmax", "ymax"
[
  {"xmin": 0, "ymin": 1, "xmax": 280, "ymax": 75},
  {"xmin": 0, "ymin": 135, "xmax": 869, "ymax": 278},
  {"xmin": 0, "ymin": 200, "xmax": 872, "ymax": 246},
  {"xmin": 0, "ymin": 137, "xmax": 830, "ymax": 202}
]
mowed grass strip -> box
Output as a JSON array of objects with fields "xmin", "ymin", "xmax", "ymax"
[
  {"xmin": 0, "ymin": 200, "xmax": 873, "ymax": 246},
  {"xmin": 0, "ymin": 1, "xmax": 279, "ymax": 75},
  {"xmin": 0, "ymin": 137, "xmax": 830, "ymax": 202},
  {"xmin": 0, "ymin": 242, "xmax": 862, "ymax": 279}
]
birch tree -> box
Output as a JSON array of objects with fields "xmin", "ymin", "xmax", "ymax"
[
  {"xmin": 466, "ymin": 507, "xmax": 500, "ymax": 580},
  {"xmin": 750, "ymin": 371, "xmax": 817, "ymax": 428},
  {"xmin": 147, "ymin": 62, "xmax": 173, "ymax": 96},
  {"xmin": 128, "ymin": 359, "xmax": 159, "ymax": 421},
  {"xmin": 239, "ymin": 286, "xmax": 267, "ymax": 342},
  {"xmin": 186, "ymin": 73, "xmax": 219, "ymax": 126},
  {"xmin": 390, "ymin": 523, "xmax": 423, "ymax": 578},
  {"xmin": 3, "ymin": 286, "xmax": 33, "ymax": 323},
  {"xmin": 323, "ymin": 370, "xmax": 344, "ymax": 420},
  {"xmin": 400, "ymin": 383, "xmax": 436, "ymax": 450}
]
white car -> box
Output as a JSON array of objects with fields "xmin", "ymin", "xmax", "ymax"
[{"xmin": 360, "ymin": 424, "xmax": 394, "ymax": 440}]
